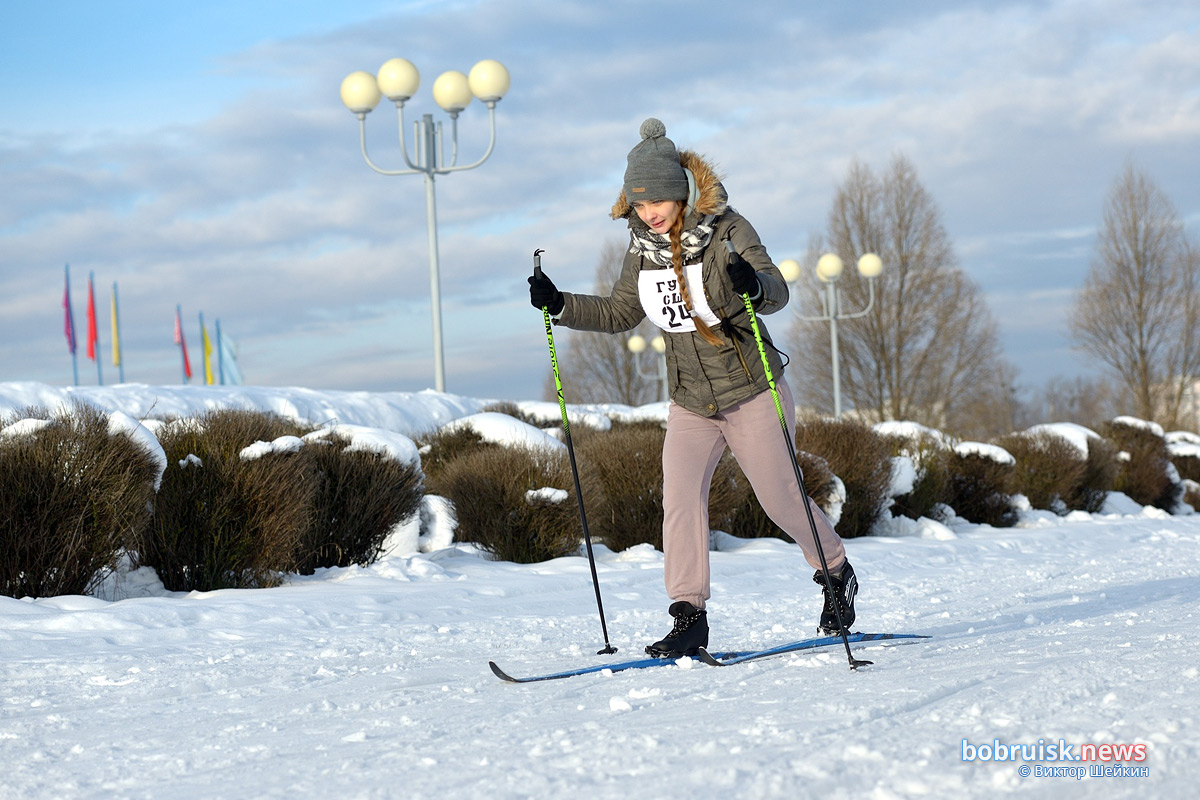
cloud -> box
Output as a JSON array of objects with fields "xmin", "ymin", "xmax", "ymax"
[{"xmin": 2, "ymin": 0, "xmax": 1198, "ymax": 399}]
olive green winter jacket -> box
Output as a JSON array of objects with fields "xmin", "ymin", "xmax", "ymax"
[{"xmin": 557, "ymin": 150, "xmax": 789, "ymax": 417}]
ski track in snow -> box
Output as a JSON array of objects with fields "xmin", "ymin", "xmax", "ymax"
[{"xmin": 1, "ymin": 512, "xmax": 1197, "ymax": 799}]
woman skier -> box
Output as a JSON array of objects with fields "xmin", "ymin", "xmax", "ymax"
[{"xmin": 528, "ymin": 118, "xmax": 857, "ymax": 657}]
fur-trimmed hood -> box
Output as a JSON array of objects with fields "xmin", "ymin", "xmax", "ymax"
[{"xmin": 610, "ymin": 149, "xmax": 728, "ymax": 226}]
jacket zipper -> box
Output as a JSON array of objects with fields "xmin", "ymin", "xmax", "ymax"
[
  {"xmin": 730, "ymin": 331, "xmax": 754, "ymax": 383},
  {"xmin": 718, "ymin": 229, "xmax": 756, "ymax": 385}
]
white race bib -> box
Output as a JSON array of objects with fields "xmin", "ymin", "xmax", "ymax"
[{"xmin": 637, "ymin": 263, "xmax": 720, "ymax": 333}]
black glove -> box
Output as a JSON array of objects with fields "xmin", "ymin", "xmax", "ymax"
[
  {"xmin": 726, "ymin": 251, "xmax": 760, "ymax": 297},
  {"xmin": 528, "ymin": 271, "xmax": 564, "ymax": 315}
]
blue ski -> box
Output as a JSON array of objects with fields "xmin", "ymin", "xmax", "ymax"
[
  {"xmin": 489, "ymin": 632, "xmax": 929, "ymax": 682},
  {"xmin": 489, "ymin": 650, "xmax": 744, "ymax": 683},
  {"xmin": 698, "ymin": 632, "xmax": 930, "ymax": 667}
]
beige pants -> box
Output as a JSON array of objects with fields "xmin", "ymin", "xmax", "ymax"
[{"xmin": 661, "ymin": 377, "xmax": 846, "ymax": 608}]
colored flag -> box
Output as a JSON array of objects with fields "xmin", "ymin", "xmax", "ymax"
[
  {"xmin": 200, "ymin": 318, "xmax": 214, "ymax": 385},
  {"xmin": 85, "ymin": 275, "xmax": 99, "ymax": 361},
  {"xmin": 217, "ymin": 323, "xmax": 244, "ymax": 386},
  {"xmin": 174, "ymin": 306, "xmax": 193, "ymax": 380},
  {"xmin": 111, "ymin": 285, "xmax": 121, "ymax": 368},
  {"xmin": 63, "ymin": 270, "xmax": 77, "ymax": 355}
]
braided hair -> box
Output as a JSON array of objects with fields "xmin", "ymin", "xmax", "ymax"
[{"xmin": 668, "ymin": 208, "xmax": 723, "ymax": 347}]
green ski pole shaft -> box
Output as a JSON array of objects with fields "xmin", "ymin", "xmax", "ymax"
[
  {"xmin": 532, "ymin": 249, "xmax": 617, "ymax": 655},
  {"xmin": 723, "ymin": 241, "xmax": 870, "ymax": 671}
]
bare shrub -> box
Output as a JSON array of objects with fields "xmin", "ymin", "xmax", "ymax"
[
  {"xmin": 1168, "ymin": 433, "xmax": 1200, "ymax": 485},
  {"xmin": 995, "ymin": 431, "xmax": 1086, "ymax": 513},
  {"xmin": 1173, "ymin": 452, "xmax": 1200, "ymax": 483},
  {"xmin": 418, "ymin": 426, "xmax": 493, "ymax": 486},
  {"xmin": 1100, "ymin": 419, "xmax": 1179, "ymax": 510},
  {"xmin": 481, "ymin": 401, "xmax": 546, "ymax": 429},
  {"xmin": 946, "ymin": 451, "xmax": 1017, "ymax": 527},
  {"xmin": 1067, "ymin": 436, "xmax": 1118, "ymax": 513},
  {"xmin": 1173, "ymin": 445, "xmax": 1200, "ymax": 511},
  {"xmin": 1182, "ymin": 482, "xmax": 1200, "ymax": 511},
  {"xmin": 794, "ymin": 417, "xmax": 894, "ymax": 538},
  {"xmin": 436, "ymin": 445, "xmax": 583, "ymax": 563},
  {"xmin": 138, "ymin": 409, "xmax": 316, "ymax": 591},
  {"xmin": 0, "ymin": 403, "xmax": 161, "ymax": 598},
  {"xmin": 573, "ymin": 421, "xmax": 744, "ymax": 552},
  {"xmin": 293, "ymin": 432, "xmax": 424, "ymax": 574},
  {"xmin": 722, "ymin": 450, "xmax": 839, "ymax": 542},
  {"xmin": 878, "ymin": 431, "xmax": 951, "ymax": 521},
  {"xmin": 575, "ymin": 422, "xmax": 665, "ymax": 551}
]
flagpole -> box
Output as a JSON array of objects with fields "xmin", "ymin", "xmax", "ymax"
[
  {"xmin": 64, "ymin": 264, "xmax": 79, "ymax": 386},
  {"xmin": 112, "ymin": 282, "xmax": 125, "ymax": 383}
]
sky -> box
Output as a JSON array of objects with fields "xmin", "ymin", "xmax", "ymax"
[{"xmin": 2, "ymin": 0, "xmax": 1198, "ymax": 403}]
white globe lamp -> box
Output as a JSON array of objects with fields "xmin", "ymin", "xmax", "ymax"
[
  {"xmin": 432, "ymin": 71, "xmax": 472, "ymax": 113},
  {"xmin": 340, "ymin": 71, "xmax": 382, "ymax": 114}
]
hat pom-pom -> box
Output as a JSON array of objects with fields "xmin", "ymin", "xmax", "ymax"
[{"xmin": 640, "ymin": 118, "xmax": 666, "ymax": 140}]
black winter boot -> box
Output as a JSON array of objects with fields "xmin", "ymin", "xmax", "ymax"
[
  {"xmin": 645, "ymin": 601, "xmax": 708, "ymax": 657},
  {"xmin": 813, "ymin": 561, "xmax": 858, "ymax": 635}
]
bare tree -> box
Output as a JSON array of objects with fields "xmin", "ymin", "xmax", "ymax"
[
  {"xmin": 1022, "ymin": 374, "xmax": 1127, "ymax": 430},
  {"xmin": 543, "ymin": 240, "xmax": 662, "ymax": 405},
  {"xmin": 1069, "ymin": 163, "xmax": 1200, "ymax": 426},
  {"xmin": 789, "ymin": 154, "xmax": 1012, "ymax": 437}
]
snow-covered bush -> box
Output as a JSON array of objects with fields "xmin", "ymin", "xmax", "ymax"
[
  {"xmin": 417, "ymin": 424, "xmax": 493, "ymax": 483},
  {"xmin": 876, "ymin": 419, "xmax": 1120, "ymax": 524},
  {"xmin": 1101, "ymin": 416, "xmax": 1182, "ymax": 512},
  {"xmin": 293, "ymin": 428, "xmax": 424, "ymax": 574},
  {"xmin": 433, "ymin": 444, "xmax": 584, "ymax": 563},
  {"xmin": 794, "ymin": 417, "xmax": 893, "ymax": 539},
  {"xmin": 1071, "ymin": 441, "xmax": 1116, "ymax": 512},
  {"xmin": 875, "ymin": 423, "xmax": 953, "ymax": 523},
  {"xmin": 945, "ymin": 442, "xmax": 1018, "ymax": 528},
  {"xmin": 143, "ymin": 410, "xmax": 427, "ymax": 585},
  {"xmin": 479, "ymin": 400, "xmax": 548, "ymax": 429},
  {"xmin": 1166, "ymin": 431, "xmax": 1200, "ymax": 510},
  {"xmin": 419, "ymin": 410, "xmax": 563, "ymax": 483},
  {"xmin": 994, "ymin": 429, "xmax": 1087, "ymax": 514},
  {"xmin": 0, "ymin": 403, "xmax": 163, "ymax": 598},
  {"xmin": 139, "ymin": 409, "xmax": 317, "ymax": 591}
]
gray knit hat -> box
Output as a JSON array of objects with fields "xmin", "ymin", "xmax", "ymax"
[{"xmin": 623, "ymin": 118, "xmax": 688, "ymax": 203}]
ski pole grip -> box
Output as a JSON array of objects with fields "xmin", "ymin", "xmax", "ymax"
[
  {"xmin": 723, "ymin": 240, "xmax": 737, "ymax": 257},
  {"xmin": 533, "ymin": 248, "xmax": 544, "ymax": 279}
]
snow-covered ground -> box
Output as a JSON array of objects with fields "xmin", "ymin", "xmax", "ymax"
[{"xmin": 1, "ymin": 382, "xmax": 1197, "ymax": 799}]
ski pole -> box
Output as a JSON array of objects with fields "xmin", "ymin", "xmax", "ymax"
[
  {"xmin": 532, "ymin": 249, "xmax": 618, "ymax": 655},
  {"xmin": 724, "ymin": 241, "xmax": 871, "ymax": 671}
]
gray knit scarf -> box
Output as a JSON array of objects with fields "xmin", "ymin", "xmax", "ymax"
[{"xmin": 628, "ymin": 214, "xmax": 717, "ymax": 267}]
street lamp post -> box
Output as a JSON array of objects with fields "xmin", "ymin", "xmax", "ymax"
[
  {"xmin": 778, "ymin": 252, "xmax": 884, "ymax": 418},
  {"xmin": 627, "ymin": 333, "xmax": 668, "ymax": 402},
  {"xmin": 340, "ymin": 58, "xmax": 511, "ymax": 393}
]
